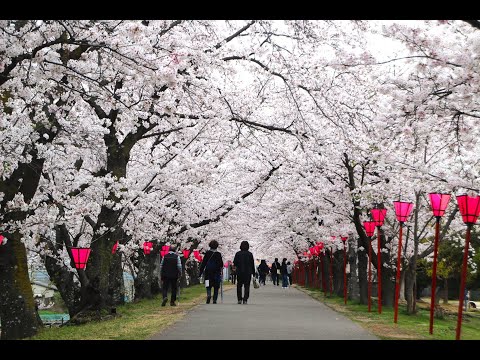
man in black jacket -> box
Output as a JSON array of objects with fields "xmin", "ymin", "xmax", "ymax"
[
  {"xmin": 233, "ymin": 241, "xmax": 255, "ymax": 304},
  {"xmin": 160, "ymin": 244, "xmax": 182, "ymax": 306},
  {"xmin": 271, "ymin": 258, "xmax": 281, "ymax": 286}
]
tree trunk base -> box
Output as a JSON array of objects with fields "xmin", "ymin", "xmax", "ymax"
[{"xmin": 69, "ymin": 309, "xmax": 122, "ymax": 325}]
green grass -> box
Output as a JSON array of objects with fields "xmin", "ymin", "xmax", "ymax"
[
  {"xmin": 30, "ymin": 284, "xmax": 220, "ymax": 340},
  {"xmin": 297, "ymin": 286, "xmax": 480, "ymax": 340}
]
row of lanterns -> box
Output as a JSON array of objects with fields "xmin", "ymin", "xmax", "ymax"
[{"xmin": 298, "ymin": 192, "xmax": 479, "ymax": 340}]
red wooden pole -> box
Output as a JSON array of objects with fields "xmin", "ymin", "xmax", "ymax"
[
  {"xmin": 456, "ymin": 224, "xmax": 472, "ymax": 340},
  {"xmin": 343, "ymin": 242, "xmax": 347, "ymax": 304},
  {"xmin": 377, "ymin": 226, "xmax": 382, "ymax": 314},
  {"xmin": 329, "ymin": 249, "xmax": 333, "ymax": 296},
  {"xmin": 429, "ymin": 218, "xmax": 441, "ymax": 335},
  {"xmin": 368, "ymin": 237, "xmax": 372, "ymax": 312},
  {"xmin": 394, "ymin": 224, "xmax": 404, "ymax": 323}
]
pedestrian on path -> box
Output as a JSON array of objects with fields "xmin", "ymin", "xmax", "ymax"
[
  {"xmin": 271, "ymin": 258, "xmax": 281, "ymax": 286},
  {"xmin": 199, "ymin": 240, "xmax": 224, "ymax": 304},
  {"xmin": 233, "ymin": 240, "xmax": 255, "ymax": 304},
  {"xmin": 281, "ymin": 258, "xmax": 289, "ymax": 288},
  {"xmin": 229, "ymin": 262, "xmax": 237, "ymax": 284},
  {"xmin": 160, "ymin": 244, "xmax": 182, "ymax": 306},
  {"xmin": 258, "ymin": 259, "xmax": 269, "ymax": 285},
  {"xmin": 286, "ymin": 261, "xmax": 293, "ymax": 286}
]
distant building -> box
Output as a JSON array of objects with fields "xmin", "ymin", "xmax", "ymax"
[{"xmin": 31, "ymin": 281, "xmax": 57, "ymax": 308}]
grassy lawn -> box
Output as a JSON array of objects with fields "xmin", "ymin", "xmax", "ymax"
[
  {"xmin": 30, "ymin": 283, "xmax": 234, "ymax": 340},
  {"xmin": 296, "ymin": 285, "xmax": 480, "ymax": 340}
]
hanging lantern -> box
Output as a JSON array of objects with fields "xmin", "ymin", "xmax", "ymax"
[
  {"xmin": 315, "ymin": 242, "xmax": 324, "ymax": 252},
  {"xmin": 429, "ymin": 193, "xmax": 451, "ymax": 218},
  {"xmin": 371, "ymin": 208, "xmax": 387, "ymax": 227},
  {"xmin": 363, "ymin": 221, "xmax": 376, "ymax": 237},
  {"xmin": 162, "ymin": 245, "xmax": 170, "ymax": 252},
  {"xmin": 455, "ymin": 194, "xmax": 480, "ymax": 340},
  {"xmin": 183, "ymin": 249, "xmax": 190, "ymax": 258},
  {"xmin": 143, "ymin": 241, "xmax": 153, "ymax": 255},
  {"xmin": 224, "ymin": 261, "xmax": 229, "ymax": 268},
  {"xmin": 193, "ymin": 249, "xmax": 200, "ymax": 259},
  {"xmin": 309, "ymin": 246, "xmax": 317, "ymax": 256},
  {"xmin": 160, "ymin": 250, "xmax": 169, "ymax": 257},
  {"xmin": 393, "ymin": 201, "xmax": 414, "ymax": 223},
  {"xmin": 112, "ymin": 241, "xmax": 119, "ymax": 254},
  {"xmin": 341, "ymin": 236, "xmax": 348, "ymax": 242},
  {"xmin": 0, "ymin": 234, "xmax": 4, "ymax": 246},
  {"xmin": 70, "ymin": 247, "xmax": 91, "ymax": 269}
]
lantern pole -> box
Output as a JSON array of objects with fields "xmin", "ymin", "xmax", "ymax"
[
  {"xmin": 456, "ymin": 223, "xmax": 473, "ymax": 340},
  {"xmin": 377, "ymin": 226, "xmax": 382, "ymax": 314},
  {"xmin": 343, "ymin": 241, "xmax": 347, "ymax": 304},
  {"xmin": 329, "ymin": 247, "xmax": 333, "ymax": 296},
  {"xmin": 368, "ymin": 236, "xmax": 372, "ymax": 312},
  {"xmin": 429, "ymin": 216, "xmax": 441, "ymax": 334},
  {"xmin": 394, "ymin": 222, "xmax": 403, "ymax": 323}
]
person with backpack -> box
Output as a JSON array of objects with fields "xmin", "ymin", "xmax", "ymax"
[
  {"xmin": 271, "ymin": 258, "xmax": 281, "ymax": 286},
  {"xmin": 160, "ymin": 244, "xmax": 182, "ymax": 306},
  {"xmin": 199, "ymin": 240, "xmax": 224, "ymax": 304},
  {"xmin": 233, "ymin": 241, "xmax": 255, "ymax": 304}
]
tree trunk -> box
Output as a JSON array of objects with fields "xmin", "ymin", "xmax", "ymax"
[
  {"xmin": 382, "ymin": 268, "xmax": 395, "ymax": 307},
  {"xmin": 348, "ymin": 238, "xmax": 360, "ymax": 301},
  {"xmin": 134, "ymin": 253, "xmax": 157, "ymax": 300},
  {"xmin": 405, "ymin": 191, "xmax": 421, "ymax": 314},
  {"xmin": 108, "ymin": 252, "xmax": 125, "ymax": 306},
  {"xmin": 334, "ymin": 251, "xmax": 344, "ymax": 296},
  {"xmin": 0, "ymin": 232, "xmax": 40, "ymax": 339},
  {"xmin": 357, "ymin": 242, "xmax": 368, "ymax": 305},
  {"xmin": 44, "ymin": 254, "xmax": 82, "ymax": 317},
  {"xmin": 442, "ymin": 277, "xmax": 449, "ymax": 304},
  {"xmin": 405, "ymin": 265, "xmax": 416, "ymax": 313}
]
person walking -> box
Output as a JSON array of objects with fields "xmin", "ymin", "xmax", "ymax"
[
  {"xmin": 271, "ymin": 258, "xmax": 281, "ymax": 286},
  {"xmin": 160, "ymin": 244, "xmax": 182, "ymax": 306},
  {"xmin": 281, "ymin": 258, "xmax": 289, "ymax": 289},
  {"xmin": 199, "ymin": 240, "xmax": 224, "ymax": 304},
  {"xmin": 229, "ymin": 262, "xmax": 237, "ymax": 284},
  {"xmin": 286, "ymin": 261, "xmax": 293, "ymax": 287},
  {"xmin": 258, "ymin": 259, "xmax": 269, "ymax": 286},
  {"xmin": 233, "ymin": 240, "xmax": 255, "ymax": 304}
]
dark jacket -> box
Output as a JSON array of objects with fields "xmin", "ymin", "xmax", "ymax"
[
  {"xmin": 271, "ymin": 261, "xmax": 281, "ymax": 274},
  {"xmin": 233, "ymin": 250, "xmax": 255, "ymax": 276},
  {"xmin": 281, "ymin": 261, "xmax": 288, "ymax": 275},
  {"xmin": 258, "ymin": 261, "xmax": 269, "ymax": 275},
  {"xmin": 161, "ymin": 252, "xmax": 181, "ymax": 279},
  {"xmin": 199, "ymin": 250, "xmax": 223, "ymax": 281}
]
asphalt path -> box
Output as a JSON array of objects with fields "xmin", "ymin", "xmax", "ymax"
[{"xmin": 151, "ymin": 282, "xmax": 378, "ymax": 340}]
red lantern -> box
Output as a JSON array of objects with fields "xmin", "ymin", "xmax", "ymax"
[
  {"xmin": 193, "ymin": 249, "xmax": 200, "ymax": 258},
  {"xmin": 183, "ymin": 249, "xmax": 190, "ymax": 258},
  {"xmin": 429, "ymin": 193, "xmax": 451, "ymax": 218},
  {"xmin": 455, "ymin": 194, "xmax": 480, "ymax": 340},
  {"xmin": 70, "ymin": 247, "xmax": 91, "ymax": 269},
  {"xmin": 315, "ymin": 242, "xmax": 324, "ymax": 252},
  {"xmin": 309, "ymin": 246, "xmax": 317, "ymax": 256},
  {"xmin": 456, "ymin": 194, "xmax": 480, "ymax": 224},
  {"xmin": 0, "ymin": 234, "xmax": 4, "ymax": 246},
  {"xmin": 160, "ymin": 250, "xmax": 168, "ymax": 257},
  {"xmin": 112, "ymin": 241, "xmax": 119, "ymax": 254},
  {"xmin": 162, "ymin": 245, "xmax": 170, "ymax": 252},
  {"xmin": 371, "ymin": 208, "xmax": 387, "ymax": 227},
  {"xmin": 393, "ymin": 201, "xmax": 414, "ymax": 223},
  {"xmin": 363, "ymin": 221, "xmax": 376, "ymax": 237},
  {"xmin": 143, "ymin": 241, "xmax": 153, "ymax": 255},
  {"xmin": 224, "ymin": 261, "xmax": 229, "ymax": 268},
  {"xmin": 428, "ymin": 193, "xmax": 451, "ymax": 335},
  {"xmin": 341, "ymin": 236, "xmax": 348, "ymax": 242}
]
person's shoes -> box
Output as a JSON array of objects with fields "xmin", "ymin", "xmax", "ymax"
[
  {"xmin": 243, "ymin": 299, "xmax": 247, "ymax": 304},
  {"xmin": 238, "ymin": 300, "xmax": 242, "ymax": 304},
  {"xmin": 206, "ymin": 296, "xmax": 211, "ymax": 304},
  {"xmin": 161, "ymin": 298, "xmax": 168, "ymax": 307},
  {"xmin": 213, "ymin": 300, "xmax": 217, "ymax": 304},
  {"xmin": 170, "ymin": 302, "xmax": 177, "ymax": 306}
]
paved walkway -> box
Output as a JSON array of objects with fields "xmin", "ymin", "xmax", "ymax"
[{"xmin": 150, "ymin": 283, "xmax": 378, "ymax": 340}]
